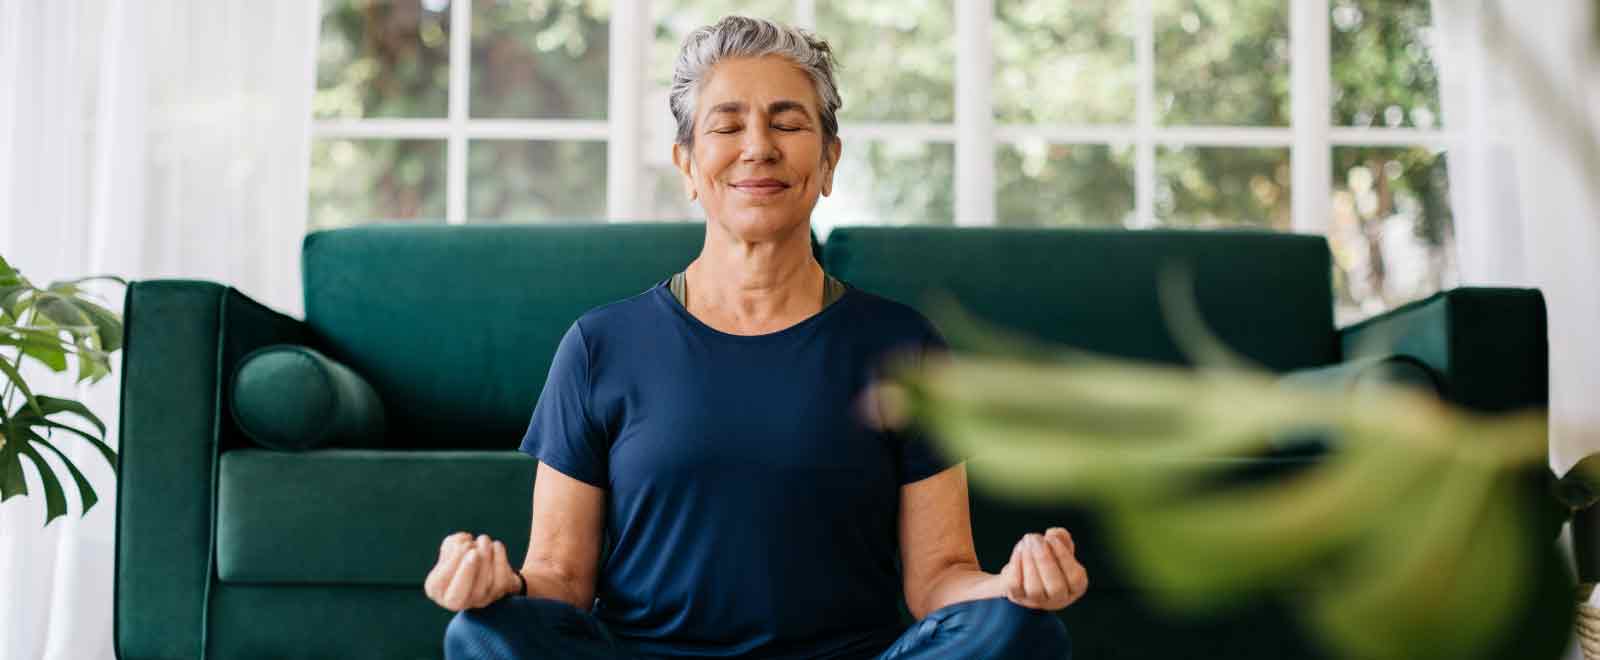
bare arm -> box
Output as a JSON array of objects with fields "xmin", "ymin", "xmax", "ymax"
[
  {"xmin": 519, "ymin": 461, "xmax": 607, "ymax": 611},
  {"xmin": 898, "ymin": 464, "xmax": 1008, "ymax": 620},
  {"xmin": 423, "ymin": 461, "xmax": 605, "ymax": 612},
  {"xmin": 899, "ymin": 464, "xmax": 1090, "ymax": 619}
]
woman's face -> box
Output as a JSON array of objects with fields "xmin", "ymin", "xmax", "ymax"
[{"xmin": 673, "ymin": 55, "xmax": 841, "ymax": 241}]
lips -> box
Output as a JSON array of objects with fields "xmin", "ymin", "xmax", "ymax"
[{"xmin": 731, "ymin": 178, "xmax": 790, "ymax": 195}]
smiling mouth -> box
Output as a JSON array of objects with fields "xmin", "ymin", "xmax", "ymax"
[{"xmin": 731, "ymin": 180, "xmax": 791, "ymax": 196}]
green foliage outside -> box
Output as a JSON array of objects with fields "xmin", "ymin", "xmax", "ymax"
[{"xmin": 311, "ymin": 0, "xmax": 1453, "ymax": 320}]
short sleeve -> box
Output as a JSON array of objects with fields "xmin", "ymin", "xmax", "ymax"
[
  {"xmin": 519, "ymin": 320, "xmax": 609, "ymax": 489},
  {"xmin": 893, "ymin": 321, "xmax": 964, "ymax": 485}
]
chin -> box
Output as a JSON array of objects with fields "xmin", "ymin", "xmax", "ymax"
[{"xmin": 717, "ymin": 206, "xmax": 811, "ymax": 240}]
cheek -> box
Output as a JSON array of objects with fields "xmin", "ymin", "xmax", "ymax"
[
  {"xmin": 784, "ymin": 141, "xmax": 826, "ymax": 188},
  {"xmin": 694, "ymin": 143, "xmax": 739, "ymax": 187}
]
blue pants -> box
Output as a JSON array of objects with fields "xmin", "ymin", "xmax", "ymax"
[{"xmin": 445, "ymin": 596, "xmax": 1071, "ymax": 660}]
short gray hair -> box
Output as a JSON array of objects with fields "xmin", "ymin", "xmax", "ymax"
[{"xmin": 669, "ymin": 16, "xmax": 842, "ymax": 148}]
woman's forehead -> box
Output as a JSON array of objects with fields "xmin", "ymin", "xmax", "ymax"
[{"xmin": 697, "ymin": 56, "xmax": 820, "ymax": 116}]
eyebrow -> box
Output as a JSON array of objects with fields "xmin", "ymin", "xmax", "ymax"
[{"xmin": 705, "ymin": 100, "xmax": 813, "ymax": 119}]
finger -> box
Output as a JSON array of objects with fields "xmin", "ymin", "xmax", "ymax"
[
  {"xmin": 425, "ymin": 535, "xmax": 472, "ymax": 601},
  {"xmin": 1021, "ymin": 536, "xmax": 1043, "ymax": 600},
  {"xmin": 446, "ymin": 548, "xmax": 484, "ymax": 610},
  {"xmin": 1005, "ymin": 543, "xmax": 1025, "ymax": 601},
  {"xmin": 1044, "ymin": 535, "xmax": 1077, "ymax": 594},
  {"xmin": 1046, "ymin": 527, "xmax": 1075, "ymax": 555},
  {"xmin": 1031, "ymin": 535, "xmax": 1070, "ymax": 601},
  {"xmin": 472, "ymin": 542, "xmax": 499, "ymax": 605},
  {"xmin": 1066, "ymin": 558, "xmax": 1089, "ymax": 599}
]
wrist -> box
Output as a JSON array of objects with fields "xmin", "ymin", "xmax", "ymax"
[{"xmin": 512, "ymin": 570, "xmax": 527, "ymax": 598}]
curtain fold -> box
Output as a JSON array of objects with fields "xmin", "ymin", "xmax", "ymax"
[
  {"xmin": 0, "ymin": 1, "xmax": 318, "ymax": 658},
  {"xmin": 1431, "ymin": 0, "xmax": 1600, "ymax": 476}
]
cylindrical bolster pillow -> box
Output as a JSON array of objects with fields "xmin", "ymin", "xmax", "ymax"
[
  {"xmin": 230, "ymin": 344, "xmax": 386, "ymax": 451},
  {"xmin": 1278, "ymin": 354, "xmax": 1443, "ymax": 397}
]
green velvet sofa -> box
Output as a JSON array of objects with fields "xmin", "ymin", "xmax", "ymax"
[{"xmin": 115, "ymin": 223, "xmax": 1549, "ymax": 659}]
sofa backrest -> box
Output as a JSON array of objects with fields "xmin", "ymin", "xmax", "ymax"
[
  {"xmin": 823, "ymin": 226, "xmax": 1337, "ymax": 593},
  {"xmin": 823, "ymin": 226, "xmax": 1337, "ymax": 371},
  {"xmin": 304, "ymin": 223, "xmax": 1335, "ymax": 449},
  {"xmin": 303, "ymin": 224, "xmax": 706, "ymax": 449}
]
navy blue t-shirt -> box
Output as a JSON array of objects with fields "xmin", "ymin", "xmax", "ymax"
[{"xmin": 518, "ymin": 277, "xmax": 957, "ymax": 659}]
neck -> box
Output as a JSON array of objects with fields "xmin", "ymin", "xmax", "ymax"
[{"xmin": 683, "ymin": 221, "xmax": 822, "ymax": 324}]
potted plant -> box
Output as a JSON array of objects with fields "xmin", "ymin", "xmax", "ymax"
[{"xmin": 0, "ymin": 255, "xmax": 123, "ymax": 525}]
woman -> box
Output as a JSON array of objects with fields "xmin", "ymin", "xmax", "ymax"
[{"xmin": 427, "ymin": 16, "xmax": 1084, "ymax": 659}]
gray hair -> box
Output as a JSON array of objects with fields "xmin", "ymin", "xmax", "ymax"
[{"xmin": 669, "ymin": 16, "xmax": 842, "ymax": 149}]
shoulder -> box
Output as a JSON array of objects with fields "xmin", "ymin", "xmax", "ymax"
[
  {"xmin": 569, "ymin": 279, "xmax": 669, "ymax": 341},
  {"xmin": 840, "ymin": 285, "xmax": 943, "ymax": 346}
]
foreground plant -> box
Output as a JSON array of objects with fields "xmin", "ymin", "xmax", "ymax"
[
  {"xmin": 876, "ymin": 283, "xmax": 1579, "ymax": 660},
  {"xmin": 0, "ymin": 256, "xmax": 123, "ymax": 525}
]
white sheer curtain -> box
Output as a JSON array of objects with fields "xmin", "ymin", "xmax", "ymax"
[
  {"xmin": 1430, "ymin": 0, "xmax": 1600, "ymax": 476},
  {"xmin": 0, "ymin": 1, "xmax": 317, "ymax": 658},
  {"xmin": 1432, "ymin": 5, "xmax": 1599, "ymax": 655}
]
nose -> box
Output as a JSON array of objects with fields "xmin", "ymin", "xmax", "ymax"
[{"xmin": 739, "ymin": 124, "xmax": 779, "ymax": 163}]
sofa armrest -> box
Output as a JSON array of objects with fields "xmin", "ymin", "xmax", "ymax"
[
  {"xmin": 115, "ymin": 280, "xmax": 313, "ymax": 660},
  {"xmin": 1337, "ymin": 287, "xmax": 1547, "ymax": 412}
]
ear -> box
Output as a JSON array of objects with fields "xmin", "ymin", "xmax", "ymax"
[
  {"xmin": 820, "ymin": 137, "xmax": 842, "ymax": 197},
  {"xmin": 671, "ymin": 142, "xmax": 697, "ymax": 200}
]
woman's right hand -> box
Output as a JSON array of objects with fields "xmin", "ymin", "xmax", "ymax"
[{"xmin": 424, "ymin": 531, "xmax": 522, "ymax": 611}]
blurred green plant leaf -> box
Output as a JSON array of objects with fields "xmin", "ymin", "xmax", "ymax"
[
  {"xmin": 1556, "ymin": 453, "xmax": 1600, "ymax": 510},
  {"xmin": 882, "ymin": 291, "xmax": 1565, "ymax": 660}
]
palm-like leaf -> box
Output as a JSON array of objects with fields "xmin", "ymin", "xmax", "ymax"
[
  {"xmin": 879, "ymin": 289, "xmax": 1566, "ymax": 660},
  {"xmin": 0, "ymin": 257, "xmax": 123, "ymax": 525}
]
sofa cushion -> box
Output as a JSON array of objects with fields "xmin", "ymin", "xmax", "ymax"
[
  {"xmin": 217, "ymin": 449, "xmax": 536, "ymax": 585},
  {"xmin": 823, "ymin": 227, "xmax": 1337, "ymax": 371},
  {"xmin": 230, "ymin": 344, "xmax": 386, "ymax": 451},
  {"xmin": 206, "ymin": 583, "xmax": 452, "ymax": 660}
]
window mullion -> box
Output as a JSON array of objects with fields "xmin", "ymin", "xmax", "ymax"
[
  {"xmin": 1290, "ymin": 0, "xmax": 1332, "ymax": 234},
  {"xmin": 954, "ymin": 0, "xmax": 994, "ymax": 226},
  {"xmin": 794, "ymin": 0, "xmax": 815, "ymax": 30},
  {"xmin": 446, "ymin": 0, "xmax": 470, "ymax": 225},
  {"xmin": 608, "ymin": 0, "xmax": 648, "ymax": 221},
  {"xmin": 1134, "ymin": 0, "xmax": 1154, "ymax": 229}
]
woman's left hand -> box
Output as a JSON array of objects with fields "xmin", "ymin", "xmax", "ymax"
[{"xmin": 1000, "ymin": 527, "xmax": 1088, "ymax": 611}]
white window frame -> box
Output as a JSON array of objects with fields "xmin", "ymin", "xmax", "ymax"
[{"xmin": 310, "ymin": 0, "xmax": 1455, "ymax": 229}]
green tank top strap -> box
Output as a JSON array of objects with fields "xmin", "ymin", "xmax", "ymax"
[{"xmin": 669, "ymin": 270, "xmax": 848, "ymax": 309}]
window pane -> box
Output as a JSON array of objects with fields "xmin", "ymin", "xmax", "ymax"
[
  {"xmin": 817, "ymin": 3, "xmax": 955, "ymax": 122},
  {"xmin": 646, "ymin": 164, "xmax": 697, "ymax": 220},
  {"xmin": 467, "ymin": 140, "xmax": 607, "ymax": 221},
  {"xmin": 1331, "ymin": 147, "xmax": 1454, "ymax": 324},
  {"xmin": 815, "ymin": 141, "xmax": 954, "ymax": 233},
  {"xmin": 1156, "ymin": 146, "xmax": 1290, "ymax": 228},
  {"xmin": 1331, "ymin": 0, "xmax": 1441, "ymax": 128},
  {"xmin": 315, "ymin": 0, "xmax": 451, "ymax": 119},
  {"xmin": 309, "ymin": 139, "xmax": 447, "ymax": 229},
  {"xmin": 653, "ymin": 1, "xmax": 792, "ymax": 89},
  {"xmin": 471, "ymin": 0, "xmax": 609, "ymax": 119},
  {"xmin": 995, "ymin": 0, "xmax": 1135, "ymax": 124},
  {"xmin": 1154, "ymin": 0, "xmax": 1288, "ymax": 125},
  {"xmin": 997, "ymin": 142, "xmax": 1135, "ymax": 226}
]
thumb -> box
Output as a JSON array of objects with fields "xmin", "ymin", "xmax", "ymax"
[
  {"xmin": 493, "ymin": 541, "xmax": 518, "ymax": 596},
  {"xmin": 1001, "ymin": 546, "xmax": 1023, "ymax": 600}
]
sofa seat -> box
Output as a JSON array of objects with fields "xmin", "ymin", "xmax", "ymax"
[{"xmin": 217, "ymin": 448, "xmax": 537, "ymax": 585}]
